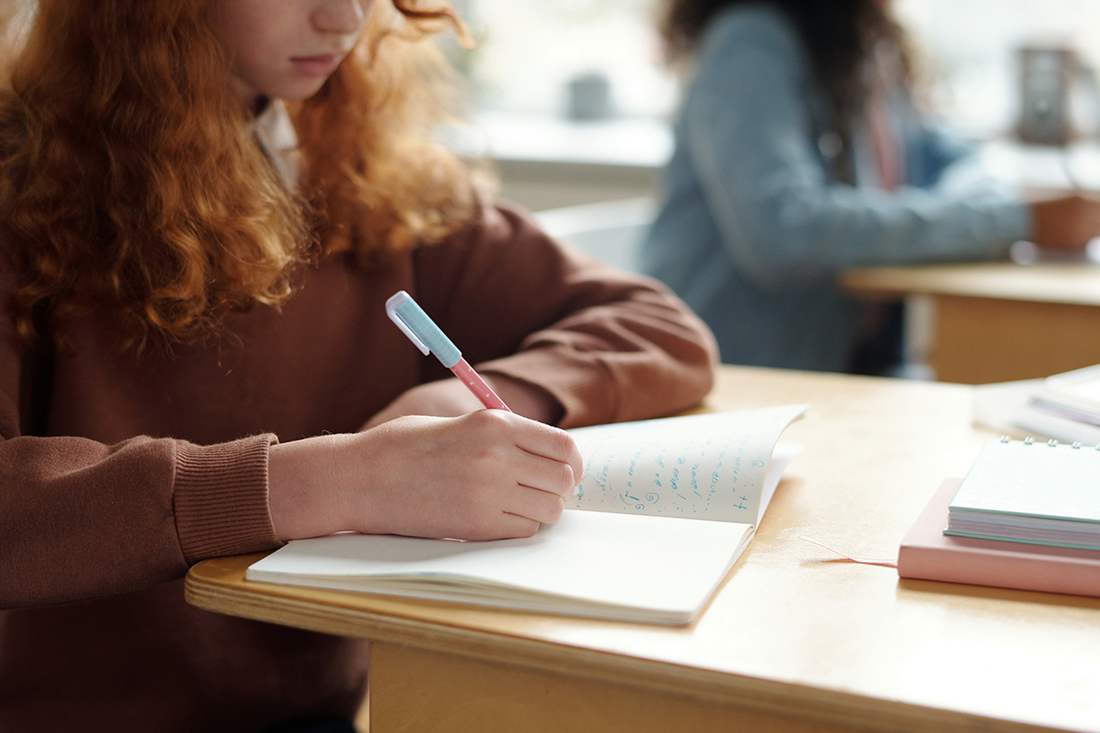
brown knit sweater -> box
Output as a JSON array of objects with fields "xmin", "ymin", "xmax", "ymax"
[{"xmin": 0, "ymin": 199, "xmax": 717, "ymax": 731}]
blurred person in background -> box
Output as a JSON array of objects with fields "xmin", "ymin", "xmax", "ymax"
[{"xmin": 640, "ymin": 0, "xmax": 1100, "ymax": 374}]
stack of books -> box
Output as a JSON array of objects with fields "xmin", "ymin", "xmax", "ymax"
[
  {"xmin": 1011, "ymin": 364, "xmax": 1100, "ymax": 445},
  {"xmin": 898, "ymin": 437, "xmax": 1100, "ymax": 597}
]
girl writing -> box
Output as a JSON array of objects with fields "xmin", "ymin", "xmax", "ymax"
[{"xmin": 0, "ymin": 1, "xmax": 717, "ymax": 730}]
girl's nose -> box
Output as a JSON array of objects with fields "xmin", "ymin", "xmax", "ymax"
[{"xmin": 312, "ymin": 0, "xmax": 368, "ymax": 35}]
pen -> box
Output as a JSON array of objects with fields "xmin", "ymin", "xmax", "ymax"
[{"xmin": 386, "ymin": 290, "xmax": 512, "ymax": 412}]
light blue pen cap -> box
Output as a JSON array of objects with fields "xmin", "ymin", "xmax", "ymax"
[{"xmin": 385, "ymin": 290, "xmax": 462, "ymax": 368}]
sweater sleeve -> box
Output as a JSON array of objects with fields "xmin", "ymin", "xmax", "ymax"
[
  {"xmin": 681, "ymin": 7, "xmax": 1029, "ymax": 289},
  {"xmin": 0, "ymin": 432, "xmax": 280, "ymax": 608},
  {"xmin": 411, "ymin": 200, "xmax": 719, "ymax": 428},
  {"xmin": 0, "ymin": 263, "xmax": 282, "ymax": 609}
]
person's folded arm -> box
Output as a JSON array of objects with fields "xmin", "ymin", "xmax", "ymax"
[
  {"xmin": 410, "ymin": 201, "xmax": 719, "ymax": 428},
  {"xmin": 681, "ymin": 9, "xmax": 1027, "ymax": 290}
]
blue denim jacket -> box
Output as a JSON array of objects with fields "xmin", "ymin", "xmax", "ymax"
[{"xmin": 639, "ymin": 4, "xmax": 1029, "ymax": 372}]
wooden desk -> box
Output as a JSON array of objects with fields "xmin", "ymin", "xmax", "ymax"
[
  {"xmin": 840, "ymin": 261, "xmax": 1100, "ymax": 384},
  {"xmin": 185, "ymin": 366, "xmax": 1100, "ymax": 733}
]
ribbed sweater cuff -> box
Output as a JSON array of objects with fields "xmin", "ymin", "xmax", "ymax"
[{"xmin": 173, "ymin": 434, "xmax": 281, "ymax": 565}]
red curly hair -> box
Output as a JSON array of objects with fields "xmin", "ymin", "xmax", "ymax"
[{"xmin": 0, "ymin": 0, "xmax": 477, "ymax": 348}]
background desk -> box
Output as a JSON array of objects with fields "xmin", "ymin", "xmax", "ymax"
[
  {"xmin": 186, "ymin": 366, "xmax": 1100, "ymax": 733},
  {"xmin": 840, "ymin": 261, "xmax": 1100, "ymax": 384}
]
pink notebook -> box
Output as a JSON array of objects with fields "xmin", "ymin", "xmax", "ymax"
[{"xmin": 898, "ymin": 479, "xmax": 1100, "ymax": 597}]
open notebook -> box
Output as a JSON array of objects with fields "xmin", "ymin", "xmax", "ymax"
[{"xmin": 247, "ymin": 404, "xmax": 807, "ymax": 625}]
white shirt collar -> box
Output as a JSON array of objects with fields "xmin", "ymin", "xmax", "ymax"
[{"xmin": 251, "ymin": 98, "xmax": 301, "ymax": 189}]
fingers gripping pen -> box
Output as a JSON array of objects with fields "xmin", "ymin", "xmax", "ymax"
[{"xmin": 385, "ymin": 290, "xmax": 512, "ymax": 412}]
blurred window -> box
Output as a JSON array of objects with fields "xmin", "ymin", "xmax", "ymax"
[
  {"xmin": 897, "ymin": 0, "xmax": 1100, "ymax": 140},
  {"xmin": 453, "ymin": 0, "xmax": 676, "ymax": 121},
  {"xmin": 456, "ymin": 0, "xmax": 1100, "ymax": 139}
]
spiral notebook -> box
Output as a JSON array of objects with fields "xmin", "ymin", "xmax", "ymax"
[{"xmin": 945, "ymin": 437, "xmax": 1100, "ymax": 551}]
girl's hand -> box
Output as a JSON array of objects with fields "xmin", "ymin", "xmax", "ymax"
[{"xmin": 269, "ymin": 410, "xmax": 583, "ymax": 542}]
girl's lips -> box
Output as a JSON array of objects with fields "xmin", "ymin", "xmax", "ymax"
[{"xmin": 291, "ymin": 54, "xmax": 342, "ymax": 77}]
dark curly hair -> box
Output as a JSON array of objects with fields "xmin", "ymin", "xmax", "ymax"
[{"xmin": 658, "ymin": 0, "xmax": 913, "ymax": 136}]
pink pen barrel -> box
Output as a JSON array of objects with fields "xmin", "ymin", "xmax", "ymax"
[{"xmin": 450, "ymin": 358, "xmax": 512, "ymax": 412}]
